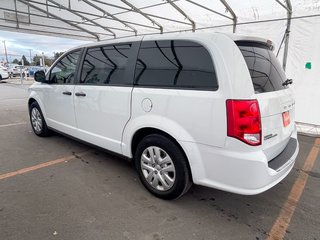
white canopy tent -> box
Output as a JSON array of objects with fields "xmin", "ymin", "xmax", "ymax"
[{"xmin": 1, "ymin": 0, "xmax": 319, "ymax": 135}]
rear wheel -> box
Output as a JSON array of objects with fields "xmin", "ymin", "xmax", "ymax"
[
  {"xmin": 29, "ymin": 102, "xmax": 50, "ymax": 137},
  {"xmin": 135, "ymin": 134, "xmax": 191, "ymax": 200},
  {"xmin": 0, "ymin": 75, "xmax": 2, "ymax": 81}
]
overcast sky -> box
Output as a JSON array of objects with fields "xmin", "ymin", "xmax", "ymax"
[{"xmin": 0, "ymin": 30, "xmax": 92, "ymax": 63}]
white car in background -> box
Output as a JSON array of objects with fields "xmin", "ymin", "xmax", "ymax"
[
  {"xmin": 0, "ymin": 66, "xmax": 9, "ymax": 81},
  {"xmin": 8, "ymin": 64, "xmax": 29, "ymax": 77},
  {"xmin": 8, "ymin": 64, "xmax": 19, "ymax": 77}
]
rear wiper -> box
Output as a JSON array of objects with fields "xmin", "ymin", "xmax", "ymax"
[{"xmin": 282, "ymin": 78, "xmax": 293, "ymax": 86}]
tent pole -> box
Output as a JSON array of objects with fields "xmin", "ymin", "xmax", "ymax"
[
  {"xmin": 121, "ymin": 0, "xmax": 163, "ymax": 34},
  {"xmin": 81, "ymin": 0, "xmax": 137, "ymax": 36},
  {"xmin": 220, "ymin": 0, "xmax": 237, "ymax": 33},
  {"xmin": 166, "ymin": 0, "xmax": 196, "ymax": 32},
  {"xmin": 47, "ymin": 0, "xmax": 116, "ymax": 38},
  {"xmin": 186, "ymin": 0, "xmax": 233, "ymax": 21},
  {"xmin": 17, "ymin": 0, "xmax": 100, "ymax": 41},
  {"xmin": 282, "ymin": 0, "xmax": 292, "ymax": 71},
  {"xmin": 14, "ymin": 0, "xmax": 19, "ymax": 28}
]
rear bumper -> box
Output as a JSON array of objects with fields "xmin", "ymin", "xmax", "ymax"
[
  {"xmin": 180, "ymin": 129, "xmax": 299, "ymax": 195},
  {"xmin": 268, "ymin": 137, "xmax": 297, "ymax": 171}
]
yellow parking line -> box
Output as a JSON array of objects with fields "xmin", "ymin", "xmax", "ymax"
[
  {"xmin": 0, "ymin": 151, "xmax": 91, "ymax": 181},
  {"xmin": 267, "ymin": 138, "xmax": 320, "ymax": 240},
  {"xmin": 0, "ymin": 122, "xmax": 27, "ymax": 128}
]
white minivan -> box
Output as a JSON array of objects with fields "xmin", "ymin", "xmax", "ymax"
[{"xmin": 28, "ymin": 33, "xmax": 299, "ymax": 199}]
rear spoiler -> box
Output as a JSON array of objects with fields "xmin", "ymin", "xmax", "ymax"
[{"xmin": 235, "ymin": 40, "xmax": 274, "ymax": 51}]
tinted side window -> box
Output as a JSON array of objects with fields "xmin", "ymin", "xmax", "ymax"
[
  {"xmin": 50, "ymin": 50, "xmax": 81, "ymax": 84},
  {"xmin": 80, "ymin": 43, "xmax": 132, "ymax": 85},
  {"xmin": 237, "ymin": 43, "xmax": 286, "ymax": 93},
  {"xmin": 135, "ymin": 40, "xmax": 218, "ymax": 90}
]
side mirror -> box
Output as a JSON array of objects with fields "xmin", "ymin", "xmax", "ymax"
[{"xmin": 34, "ymin": 70, "xmax": 46, "ymax": 82}]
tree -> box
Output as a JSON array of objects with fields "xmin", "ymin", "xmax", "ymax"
[
  {"xmin": 33, "ymin": 54, "xmax": 41, "ymax": 66},
  {"xmin": 33, "ymin": 54, "xmax": 52, "ymax": 66},
  {"xmin": 44, "ymin": 57, "xmax": 52, "ymax": 66},
  {"xmin": 12, "ymin": 58, "xmax": 19, "ymax": 64},
  {"xmin": 53, "ymin": 52, "xmax": 64, "ymax": 62},
  {"xmin": 21, "ymin": 55, "xmax": 30, "ymax": 66}
]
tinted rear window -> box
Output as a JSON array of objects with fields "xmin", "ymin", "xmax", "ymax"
[
  {"xmin": 237, "ymin": 42, "xmax": 287, "ymax": 94},
  {"xmin": 134, "ymin": 40, "xmax": 218, "ymax": 90}
]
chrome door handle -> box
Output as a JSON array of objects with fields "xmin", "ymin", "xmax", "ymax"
[
  {"xmin": 75, "ymin": 92, "xmax": 86, "ymax": 97},
  {"xmin": 62, "ymin": 91, "xmax": 72, "ymax": 96}
]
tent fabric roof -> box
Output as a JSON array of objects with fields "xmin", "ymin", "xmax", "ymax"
[{"xmin": 0, "ymin": 0, "xmax": 319, "ymax": 41}]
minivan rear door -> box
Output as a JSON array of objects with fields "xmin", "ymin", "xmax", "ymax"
[{"xmin": 237, "ymin": 41, "xmax": 295, "ymax": 160}]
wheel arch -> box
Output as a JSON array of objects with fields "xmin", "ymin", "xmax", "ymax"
[
  {"xmin": 27, "ymin": 92, "xmax": 47, "ymax": 119},
  {"xmin": 130, "ymin": 127, "xmax": 193, "ymax": 183},
  {"xmin": 28, "ymin": 97, "xmax": 37, "ymax": 109}
]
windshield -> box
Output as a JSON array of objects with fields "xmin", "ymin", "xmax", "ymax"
[{"xmin": 237, "ymin": 41, "xmax": 287, "ymax": 94}]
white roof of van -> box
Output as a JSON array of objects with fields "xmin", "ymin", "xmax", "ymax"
[{"xmin": 76, "ymin": 32, "xmax": 272, "ymax": 50}]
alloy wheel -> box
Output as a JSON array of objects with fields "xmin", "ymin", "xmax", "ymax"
[
  {"xmin": 31, "ymin": 107, "xmax": 42, "ymax": 133},
  {"xmin": 140, "ymin": 146, "xmax": 176, "ymax": 191}
]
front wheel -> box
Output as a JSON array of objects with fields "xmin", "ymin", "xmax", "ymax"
[
  {"xmin": 135, "ymin": 134, "xmax": 191, "ymax": 200},
  {"xmin": 29, "ymin": 102, "xmax": 50, "ymax": 137}
]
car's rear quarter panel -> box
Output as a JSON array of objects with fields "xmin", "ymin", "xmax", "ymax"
[{"xmin": 122, "ymin": 34, "xmax": 240, "ymax": 158}]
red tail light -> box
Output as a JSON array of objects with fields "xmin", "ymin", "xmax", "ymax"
[{"xmin": 226, "ymin": 99, "xmax": 261, "ymax": 146}]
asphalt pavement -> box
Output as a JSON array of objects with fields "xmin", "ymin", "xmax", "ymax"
[{"xmin": 0, "ymin": 82, "xmax": 319, "ymax": 240}]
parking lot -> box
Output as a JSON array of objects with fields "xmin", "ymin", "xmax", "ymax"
[{"xmin": 0, "ymin": 82, "xmax": 319, "ymax": 240}]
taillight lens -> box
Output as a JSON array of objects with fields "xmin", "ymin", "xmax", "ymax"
[{"xmin": 226, "ymin": 99, "xmax": 261, "ymax": 146}]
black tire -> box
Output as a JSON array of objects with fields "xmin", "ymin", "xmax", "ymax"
[
  {"xmin": 135, "ymin": 134, "xmax": 192, "ymax": 200},
  {"xmin": 29, "ymin": 101, "xmax": 50, "ymax": 137},
  {"xmin": 0, "ymin": 75, "xmax": 2, "ymax": 81}
]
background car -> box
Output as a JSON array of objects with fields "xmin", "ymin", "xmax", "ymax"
[
  {"xmin": 8, "ymin": 64, "xmax": 19, "ymax": 77},
  {"xmin": 0, "ymin": 66, "xmax": 9, "ymax": 81},
  {"xmin": 28, "ymin": 66, "xmax": 43, "ymax": 76},
  {"xmin": 8, "ymin": 64, "xmax": 29, "ymax": 78},
  {"xmin": 1, "ymin": 65, "xmax": 9, "ymax": 71}
]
